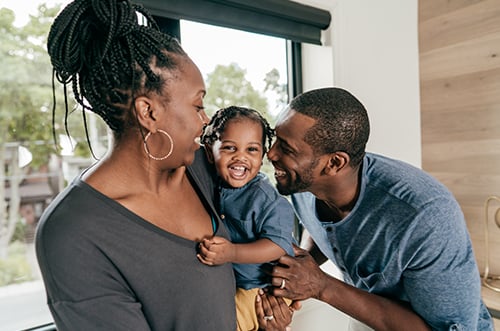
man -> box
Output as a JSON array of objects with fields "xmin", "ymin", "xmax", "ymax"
[{"xmin": 266, "ymin": 87, "xmax": 493, "ymax": 330}]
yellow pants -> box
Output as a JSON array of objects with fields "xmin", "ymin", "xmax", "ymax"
[
  {"xmin": 235, "ymin": 287, "xmax": 291, "ymax": 331},
  {"xmin": 236, "ymin": 288, "xmax": 260, "ymax": 331}
]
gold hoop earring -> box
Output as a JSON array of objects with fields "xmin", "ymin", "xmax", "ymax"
[{"xmin": 143, "ymin": 129, "xmax": 174, "ymax": 161}]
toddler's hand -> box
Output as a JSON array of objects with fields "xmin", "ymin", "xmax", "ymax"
[{"xmin": 196, "ymin": 236, "xmax": 234, "ymax": 265}]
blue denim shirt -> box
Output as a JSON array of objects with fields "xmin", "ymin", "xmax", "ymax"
[
  {"xmin": 219, "ymin": 172, "xmax": 295, "ymax": 289},
  {"xmin": 292, "ymin": 153, "xmax": 493, "ymax": 330}
]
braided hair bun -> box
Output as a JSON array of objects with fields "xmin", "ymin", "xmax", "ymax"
[{"xmin": 48, "ymin": 0, "xmax": 186, "ymax": 133}]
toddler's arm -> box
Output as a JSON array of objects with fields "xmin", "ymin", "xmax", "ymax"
[{"xmin": 197, "ymin": 236, "xmax": 285, "ymax": 266}]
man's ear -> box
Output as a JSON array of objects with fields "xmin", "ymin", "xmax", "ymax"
[
  {"xmin": 135, "ymin": 97, "xmax": 156, "ymax": 130},
  {"xmin": 204, "ymin": 144, "xmax": 215, "ymax": 164},
  {"xmin": 323, "ymin": 152, "xmax": 350, "ymax": 175}
]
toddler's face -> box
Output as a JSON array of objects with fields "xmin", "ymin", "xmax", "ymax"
[{"xmin": 211, "ymin": 118, "xmax": 264, "ymax": 188}]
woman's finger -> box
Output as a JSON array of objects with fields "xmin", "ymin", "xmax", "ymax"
[{"xmin": 255, "ymin": 289, "xmax": 273, "ymax": 328}]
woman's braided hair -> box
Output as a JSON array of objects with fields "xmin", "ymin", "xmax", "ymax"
[
  {"xmin": 201, "ymin": 106, "xmax": 275, "ymax": 155},
  {"xmin": 48, "ymin": 0, "xmax": 187, "ymax": 143}
]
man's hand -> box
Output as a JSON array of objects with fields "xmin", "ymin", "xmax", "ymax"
[{"xmin": 269, "ymin": 244, "xmax": 330, "ymax": 301}]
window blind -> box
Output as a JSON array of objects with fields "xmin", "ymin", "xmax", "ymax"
[{"xmin": 137, "ymin": 0, "xmax": 331, "ymax": 45}]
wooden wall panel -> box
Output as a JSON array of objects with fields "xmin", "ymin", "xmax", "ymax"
[
  {"xmin": 419, "ymin": 0, "xmax": 500, "ymax": 283},
  {"xmin": 422, "ymin": 140, "xmax": 500, "ymax": 174},
  {"xmin": 422, "ymin": 107, "xmax": 500, "ymax": 143},
  {"xmin": 419, "ymin": 0, "xmax": 500, "ymax": 52},
  {"xmin": 419, "ymin": 0, "xmax": 485, "ymax": 21},
  {"xmin": 419, "ymin": 33, "xmax": 500, "ymax": 81},
  {"xmin": 420, "ymin": 68, "xmax": 500, "ymax": 115}
]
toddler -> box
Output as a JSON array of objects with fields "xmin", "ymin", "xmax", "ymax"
[{"xmin": 198, "ymin": 106, "xmax": 295, "ymax": 331}]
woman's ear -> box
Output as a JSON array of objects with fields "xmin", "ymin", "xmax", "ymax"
[{"xmin": 135, "ymin": 97, "xmax": 156, "ymax": 130}]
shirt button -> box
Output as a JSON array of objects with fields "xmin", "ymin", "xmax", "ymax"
[
  {"xmin": 333, "ymin": 247, "xmax": 338, "ymax": 253},
  {"xmin": 220, "ymin": 214, "xmax": 225, "ymax": 219},
  {"xmin": 326, "ymin": 226, "xmax": 333, "ymax": 232}
]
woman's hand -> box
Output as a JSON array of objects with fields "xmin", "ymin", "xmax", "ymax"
[{"xmin": 255, "ymin": 289, "xmax": 300, "ymax": 331}]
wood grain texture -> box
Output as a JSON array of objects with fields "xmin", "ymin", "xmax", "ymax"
[
  {"xmin": 420, "ymin": 68, "xmax": 500, "ymax": 114},
  {"xmin": 419, "ymin": 0, "xmax": 485, "ymax": 22},
  {"xmin": 419, "ymin": 0, "xmax": 500, "ymax": 52},
  {"xmin": 419, "ymin": 33, "xmax": 500, "ymax": 81}
]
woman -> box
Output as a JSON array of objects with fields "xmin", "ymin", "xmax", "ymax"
[
  {"xmin": 36, "ymin": 0, "xmax": 295, "ymax": 329},
  {"xmin": 35, "ymin": 0, "xmax": 236, "ymax": 329}
]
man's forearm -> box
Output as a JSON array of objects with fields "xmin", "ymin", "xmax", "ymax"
[{"xmin": 319, "ymin": 275, "xmax": 431, "ymax": 331}]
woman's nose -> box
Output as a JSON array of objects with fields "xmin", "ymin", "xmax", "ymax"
[{"xmin": 198, "ymin": 111, "xmax": 210, "ymax": 126}]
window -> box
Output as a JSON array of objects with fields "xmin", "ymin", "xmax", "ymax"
[
  {"xmin": 0, "ymin": 4, "xmax": 289, "ymax": 331},
  {"xmin": 0, "ymin": 1, "xmax": 329, "ymax": 329}
]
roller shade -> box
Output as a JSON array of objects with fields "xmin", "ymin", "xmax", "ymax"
[{"xmin": 136, "ymin": 0, "xmax": 331, "ymax": 45}]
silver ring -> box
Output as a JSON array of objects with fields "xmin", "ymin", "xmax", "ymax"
[
  {"xmin": 280, "ymin": 278, "xmax": 286, "ymax": 289},
  {"xmin": 263, "ymin": 315, "xmax": 274, "ymax": 321}
]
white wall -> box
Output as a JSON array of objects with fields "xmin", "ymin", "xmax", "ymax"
[{"xmin": 296, "ymin": 0, "xmax": 422, "ymax": 168}]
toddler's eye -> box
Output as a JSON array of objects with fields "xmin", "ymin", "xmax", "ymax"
[{"xmin": 248, "ymin": 147, "xmax": 260, "ymax": 153}]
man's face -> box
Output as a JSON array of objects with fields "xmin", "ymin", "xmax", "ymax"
[{"xmin": 267, "ymin": 109, "xmax": 321, "ymax": 195}]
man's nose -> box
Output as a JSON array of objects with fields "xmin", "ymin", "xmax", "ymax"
[{"xmin": 267, "ymin": 143, "xmax": 278, "ymax": 161}]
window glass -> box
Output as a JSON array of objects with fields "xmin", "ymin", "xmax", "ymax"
[
  {"xmin": 0, "ymin": 3, "xmax": 288, "ymax": 329},
  {"xmin": 1, "ymin": 2, "xmax": 73, "ymax": 329},
  {"xmin": 180, "ymin": 20, "xmax": 289, "ymax": 121}
]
